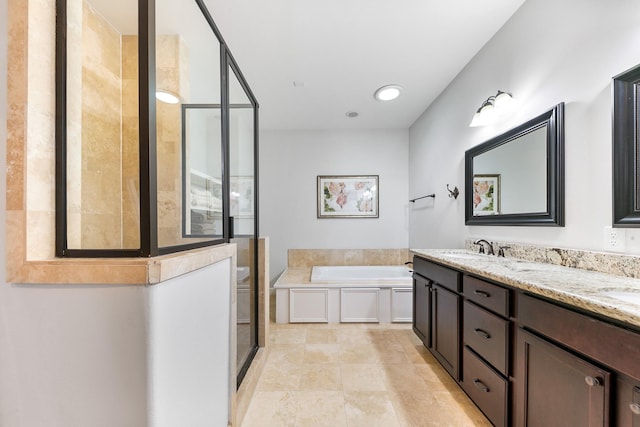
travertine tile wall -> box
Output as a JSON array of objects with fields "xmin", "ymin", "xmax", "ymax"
[
  {"xmin": 157, "ymin": 35, "xmax": 188, "ymax": 247},
  {"xmin": 121, "ymin": 35, "xmax": 140, "ymax": 249},
  {"xmin": 79, "ymin": 1, "xmax": 124, "ymax": 249},
  {"xmin": 22, "ymin": 0, "xmax": 56, "ymax": 261},
  {"xmin": 5, "ymin": 0, "xmax": 234, "ymax": 284},
  {"xmin": 288, "ymin": 249, "xmax": 411, "ymax": 268}
]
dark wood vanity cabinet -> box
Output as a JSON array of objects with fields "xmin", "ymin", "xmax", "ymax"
[
  {"xmin": 412, "ymin": 257, "xmax": 461, "ymax": 380},
  {"xmin": 616, "ymin": 376, "xmax": 640, "ymax": 426},
  {"xmin": 413, "ymin": 273, "xmax": 431, "ymax": 346},
  {"xmin": 431, "ymin": 283, "xmax": 461, "ymax": 379},
  {"xmin": 412, "ymin": 255, "xmax": 640, "ymax": 426},
  {"xmin": 516, "ymin": 328, "xmax": 610, "ymax": 427},
  {"xmin": 461, "ymin": 276, "xmax": 512, "ymax": 427},
  {"xmin": 517, "ymin": 292, "xmax": 640, "ymax": 426}
]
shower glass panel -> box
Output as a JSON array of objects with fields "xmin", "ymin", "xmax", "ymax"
[
  {"xmin": 228, "ymin": 64, "xmax": 258, "ymax": 383},
  {"xmin": 65, "ymin": 0, "xmax": 140, "ymax": 250},
  {"xmin": 182, "ymin": 105, "xmax": 223, "ymax": 239},
  {"xmin": 156, "ymin": 0, "xmax": 223, "ymax": 248}
]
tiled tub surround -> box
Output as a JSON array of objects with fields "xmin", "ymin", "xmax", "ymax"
[
  {"xmin": 288, "ymin": 248, "xmax": 411, "ymax": 268},
  {"xmin": 412, "ymin": 248, "xmax": 640, "ymax": 328},
  {"xmin": 276, "ymin": 249, "xmax": 413, "ymax": 324}
]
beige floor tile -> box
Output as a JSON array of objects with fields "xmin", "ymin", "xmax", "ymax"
[
  {"xmin": 339, "ymin": 343, "xmax": 381, "ymax": 363},
  {"xmin": 368, "ymin": 329, "xmax": 401, "ymax": 344},
  {"xmin": 344, "ymin": 391, "xmax": 401, "ymax": 427},
  {"xmin": 242, "ymin": 322, "xmax": 491, "ymax": 427},
  {"xmin": 256, "ymin": 362, "xmax": 302, "ymax": 391},
  {"xmin": 294, "ymin": 391, "xmax": 347, "ymax": 427},
  {"xmin": 303, "ymin": 343, "xmax": 340, "ymax": 364},
  {"xmin": 390, "ymin": 390, "xmax": 493, "ymax": 427},
  {"xmin": 379, "ymin": 363, "xmax": 430, "ymax": 392},
  {"xmin": 305, "ymin": 328, "xmax": 338, "ymax": 344},
  {"xmin": 340, "ymin": 364, "xmax": 387, "ymax": 391},
  {"xmin": 414, "ymin": 363, "xmax": 461, "ymax": 394},
  {"xmin": 240, "ymin": 391, "xmax": 297, "ymax": 427},
  {"xmin": 374, "ymin": 342, "xmax": 411, "ymax": 364},
  {"xmin": 299, "ymin": 363, "xmax": 342, "ymax": 390},
  {"xmin": 273, "ymin": 328, "xmax": 307, "ymax": 344},
  {"xmin": 335, "ymin": 328, "xmax": 374, "ymax": 344},
  {"xmin": 402, "ymin": 342, "xmax": 433, "ymax": 364},
  {"xmin": 268, "ymin": 344, "xmax": 305, "ymax": 364}
]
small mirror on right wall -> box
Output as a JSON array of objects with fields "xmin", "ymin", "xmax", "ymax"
[{"xmin": 613, "ymin": 64, "xmax": 640, "ymax": 226}]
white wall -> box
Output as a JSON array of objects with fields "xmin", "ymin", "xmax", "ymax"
[
  {"xmin": 409, "ymin": 0, "xmax": 640, "ymax": 252},
  {"xmin": 149, "ymin": 260, "xmax": 232, "ymax": 427},
  {"xmin": 260, "ymin": 129, "xmax": 410, "ymax": 281},
  {"xmin": 0, "ymin": 284, "xmax": 150, "ymax": 427}
]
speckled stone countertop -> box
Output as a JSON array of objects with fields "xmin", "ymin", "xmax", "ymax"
[
  {"xmin": 411, "ymin": 249, "xmax": 640, "ymax": 329},
  {"xmin": 274, "ymin": 267, "xmax": 412, "ymax": 288}
]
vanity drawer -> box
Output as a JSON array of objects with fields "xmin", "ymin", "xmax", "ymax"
[
  {"xmin": 464, "ymin": 301, "xmax": 509, "ymax": 376},
  {"xmin": 413, "ymin": 256, "xmax": 460, "ymax": 292},
  {"xmin": 462, "ymin": 346, "xmax": 508, "ymax": 427},
  {"xmin": 463, "ymin": 275, "xmax": 509, "ymax": 316},
  {"xmin": 518, "ymin": 292, "xmax": 640, "ymax": 381}
]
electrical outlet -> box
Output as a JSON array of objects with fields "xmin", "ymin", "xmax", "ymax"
[
  {"xmin": 625, "ymin": 229, "xmax": 640, "ymax": 254},
  {"xmin": 604, "ymin": 226, "xmax": 626, "ymax": 252}
]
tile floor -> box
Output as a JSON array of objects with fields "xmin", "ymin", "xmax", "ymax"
[{"xmin": 241, "ymin": 322, "xmax": 492, "ymax": 427}]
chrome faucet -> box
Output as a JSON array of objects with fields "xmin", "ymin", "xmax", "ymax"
[{"xmin": 473, "ymin": 239, "xmax": 494, "ymax": 255}]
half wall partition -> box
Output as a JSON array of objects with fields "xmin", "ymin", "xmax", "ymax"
[{"xmin": 55, "ymin": 0, "xmax": 259, "ymax": 384}]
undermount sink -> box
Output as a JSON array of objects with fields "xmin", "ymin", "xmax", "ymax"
[{"xmin": 600, "ymin": 291, "xmax": 640, "ymax": 306}]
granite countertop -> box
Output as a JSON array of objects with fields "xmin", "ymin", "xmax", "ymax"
[{"xmin": 411, "ymin": 249, "xmax": 640, "ymax": 328}]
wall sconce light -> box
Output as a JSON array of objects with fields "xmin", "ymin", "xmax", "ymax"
[{"xmin": 469, "ymin": 90, "xmax": 513, "ymax": 127}]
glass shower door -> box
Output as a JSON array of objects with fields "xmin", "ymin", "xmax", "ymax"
[{"xmin": 228, "ymin": 61, "xmax": 258, "ymax": 385}]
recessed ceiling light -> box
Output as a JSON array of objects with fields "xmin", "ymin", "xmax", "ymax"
[
  {"xmin": 345, "ymin": 111, "xmax": 359, "ymax": 118},
  {"xmin": 156, "ymin": 90, "xmax": 180, "ymax": 104},
  {"xmin": 374, "ymin": 85, "xmax": 402, "ymax": 101}
]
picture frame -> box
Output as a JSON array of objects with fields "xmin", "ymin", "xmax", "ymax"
[
  {"xmin": 230, "ymin": 176, "xmax": 255, "ymax": 218},
  {"xmin": 473, "ymin": 174, "xmax": 500, "ymax": 216},
  {"xmin": 317, "ymin": 175, "xmax": 379, "ymax": 218}
]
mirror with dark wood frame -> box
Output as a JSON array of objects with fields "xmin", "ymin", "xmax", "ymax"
[
  {"xmin": 613, "ymin": 64, "xmax": 640, "ymax": 226},
  {"xmin": 465, "ymin": 103, "xmax": 565, "ymax": 226}
]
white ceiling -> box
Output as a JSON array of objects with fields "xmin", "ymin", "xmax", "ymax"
[
  {"xmin": 87, "ymin": 0, "xmax": 526, "ymax": 130},
  {"xmin": 202, "ymin": 0, "xmax": 526, "ymax": 130}
]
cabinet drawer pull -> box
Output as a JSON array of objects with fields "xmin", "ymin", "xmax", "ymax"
[
  {"xmin": 630, "ymin": 403, "xmax": 640, "ymax": 415},
  {"xmin": 473, "ymin": 328, "xmax": 491, "ymax": 339},
  {"xmin": 584, "ymin": 376, "xmax": 601, "ymax": 387},
  {"xmin": 473, "ymin": 290, "xmax": 491, "ymax": 298},
  {"xmin": 473, "ymin": 379, "xmax": 490, "ymax": 393}
]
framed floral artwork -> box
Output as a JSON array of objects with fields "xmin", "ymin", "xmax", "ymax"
[
  {"xmin": 230, "ymin": 176, "xmax": 254, "ymax": 218},
  {"xmin": 317, "ymin": 175, "xmax": 379, "ymax": 218},
  {"xmin": 473, "ymin": 174, "xmax": 500, "ymax": 216}
]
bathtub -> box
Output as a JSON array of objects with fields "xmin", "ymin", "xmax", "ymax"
[
  {"xmin": 310, "ymin": 265, "xmax": 412, "ymax": 282},
  {"xmin": 275, "ymin": 265, "xmax": 413, "ymax": 323}
]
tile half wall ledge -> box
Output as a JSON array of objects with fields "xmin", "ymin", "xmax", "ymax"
[{"xmin": 7, "ymin": 244, "xmax": 236, "ymax": 285}]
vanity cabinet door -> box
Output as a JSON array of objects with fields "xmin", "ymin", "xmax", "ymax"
[
  {"xmin": 615, "ymin": 376, "xmax": 640, "ymax": 426},
  {"xmin": 516, "ymin": 329, "xmax": 610, "ymax": 427},
  {"xmin": 413, "ymin": 273, "xmax": 431, "ymax": 347},
  {"xmin": 432, "ymin": 283, "xmax": 460, "ymax": 381}
]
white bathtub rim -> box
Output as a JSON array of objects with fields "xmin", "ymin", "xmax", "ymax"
[{"xmin": 310, "ymin": 265, "xmax": 412, "ymax": 283}]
